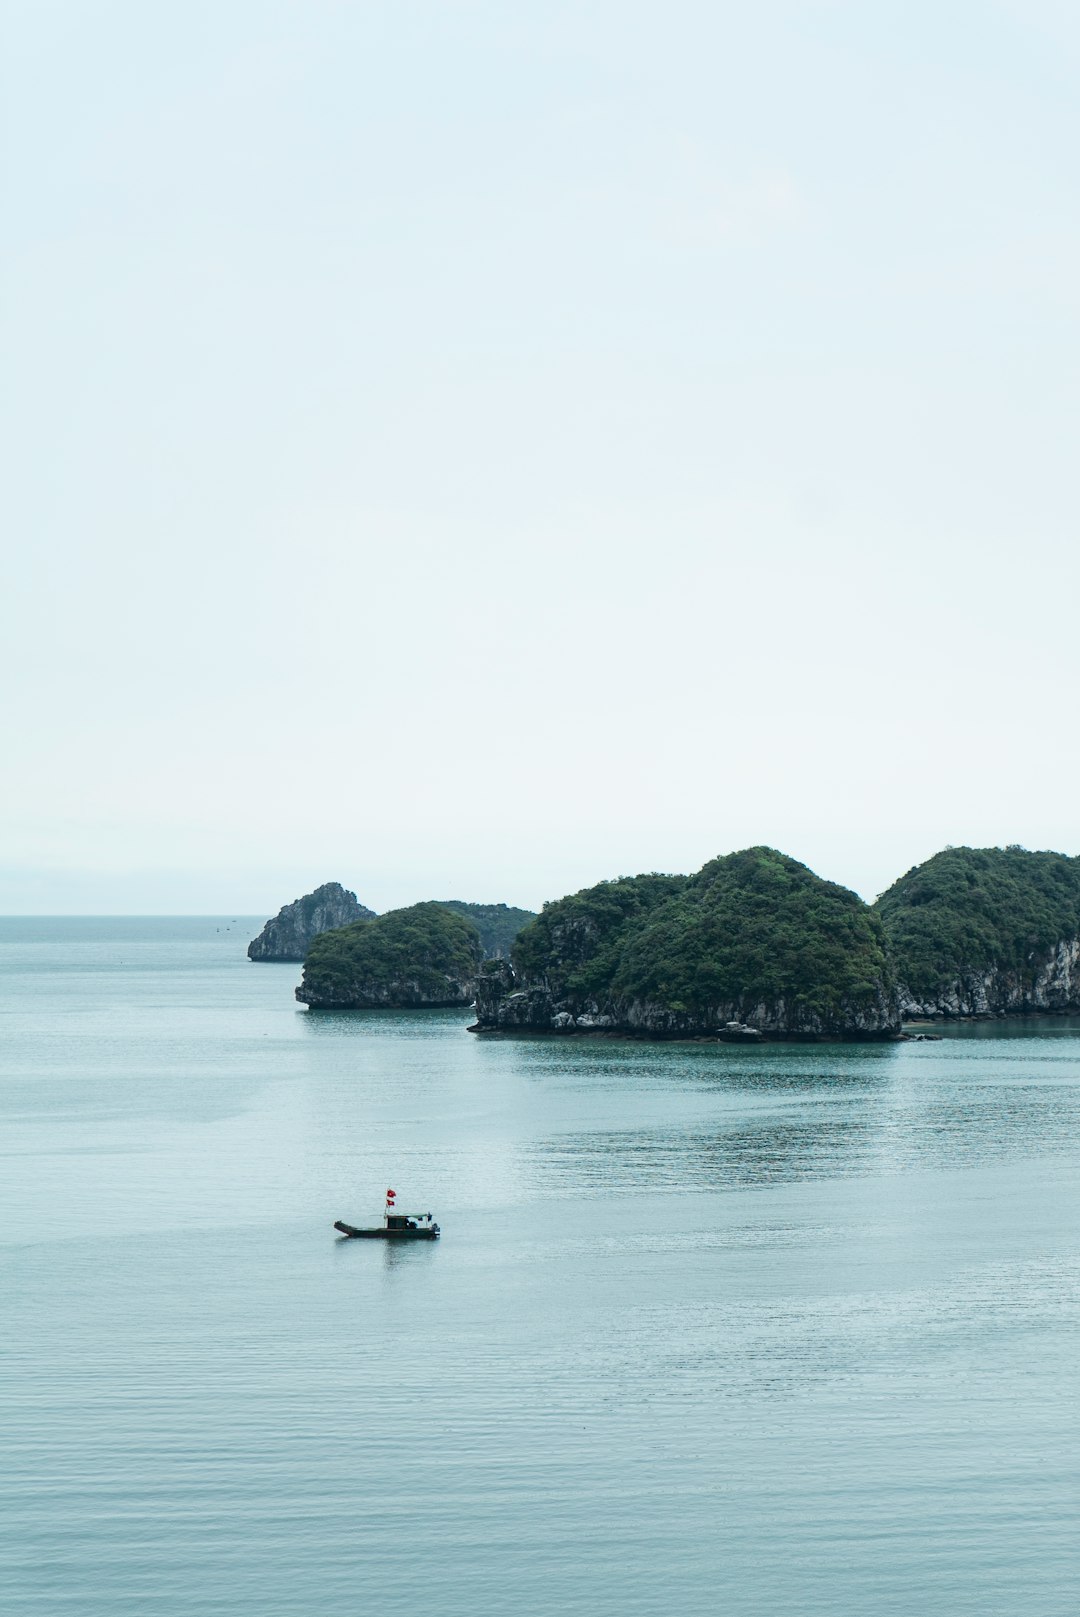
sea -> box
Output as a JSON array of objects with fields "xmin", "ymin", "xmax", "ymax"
[{"xmin": 2, "ymin": 916, "xmax": 1079, "ymax": 1616}]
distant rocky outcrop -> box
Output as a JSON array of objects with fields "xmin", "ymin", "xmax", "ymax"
[
  {"xmin": 296, "ymin": 902, "xmax": 483, "ymax": 1008},
  {"xmin": 473, "ymin": 849, "xmax": 899, "ymax": 1040},
  {"xmin": 435, "ymin": 901, "xmax": 535, "ymax": 960},
  {"xmin": 875, "ymin": 846, "xmax": 1080, "ymax": 1018},
  {"xmin": 248, "ymin": 883, "xmax": 376, "ymax": 962}
]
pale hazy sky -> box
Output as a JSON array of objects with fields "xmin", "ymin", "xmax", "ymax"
[{"xmin": 4, "ymin": 1, "xmax": 1079, "ymax": 915}]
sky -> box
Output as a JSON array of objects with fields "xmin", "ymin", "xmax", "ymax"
[{"xmin": 3, "ymin": 0, "xmax": 1079, "ymax": 916}]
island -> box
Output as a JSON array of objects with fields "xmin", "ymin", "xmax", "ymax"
[
  {"xmin": 875, "ymin": 845, "xmax": 1080, "ymax": 1018},
  {"xmin": 473, "ymin": 847, "xmax": 899, "ymax": 1040},
  {"xmin": 247, "ymin": 882, "xmax": 376, "ymax": 961},
  {"xmin": 296, "ymin": 902, "xmax": 485, "ymax": 1008}
]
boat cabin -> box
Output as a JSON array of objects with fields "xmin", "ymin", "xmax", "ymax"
[{"xmin": 385, "ymin": 1210, "xmax": 437, "ymax": 1232}]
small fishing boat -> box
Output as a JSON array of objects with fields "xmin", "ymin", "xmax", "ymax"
[{"xmin": 334, "ymin": 1189, "xmax": 440, "ymax": 1240}]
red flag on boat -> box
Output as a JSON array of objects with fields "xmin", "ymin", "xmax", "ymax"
[{"xmin": 386, "ymin": 1189, "xmax": 396, "ymax": 1199}]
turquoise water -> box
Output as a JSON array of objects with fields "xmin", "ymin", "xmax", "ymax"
[{"xmin": 2, "ymin": 917, "xmax": 1079, "ymax": 1615}]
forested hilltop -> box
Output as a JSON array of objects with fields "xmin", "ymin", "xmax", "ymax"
[
  {"xmin": 475, "ymin": 848, "xmax": 898, "ymax": 1039},
  {"xmin": 296, "ymin": 903, "xmax": 484, "ymax": 1009},
  {"xmin": 875, "ymin": 847, "xmax": 1080, "ymax": 1017}
]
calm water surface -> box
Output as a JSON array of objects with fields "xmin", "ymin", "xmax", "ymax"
[{"xmin": 2, "ymin": 917, "xmax": 1079, "ymax": 1615}]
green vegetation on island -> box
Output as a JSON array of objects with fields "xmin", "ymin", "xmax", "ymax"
[
  {"xmin": 511, "ymin": 872, "xmax": 688, "ymax": 998},
  {"xmin": 875, "ymin": 846, "xmax": 1080, "ymax": 1007},
  {"xmin": 611, "ymin": 848, "xmax": 893, "ymax": 1022},
  {"xmin": 284, "ymin": 846, "xmax": 1080, "ymax": 1028},
  {"xmin": 252, "ymin": 883, "xmax": 534, "ymax": 971},
  {"xmin": 436, "ymin": 901, "xmax": 536, "ymax": 960},
  {"xmin": 296, "ymin": 902, "xmax": 483, "ymax": 1009},
  {"xmin": 489, "ymin": 849, "xmax": 896, "ymax": 1036}
]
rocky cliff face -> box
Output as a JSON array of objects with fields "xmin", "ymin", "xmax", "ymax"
[
  {"xmin": 474, "ymin": 850, "xmax": 900, "ymax": 1040},
  {"xmin": 472, "ymin": 962, "xmax": 899, "ymax": 1040},
  {"xmin": 297, "ymin": 970, "xmax": 476, "ymax": 1010},
  {"xmin": 248, "ymin": 883, "xmax": 375, "ymax": 962},
  {"xmin": 899, "ymin": 938, "xmax": 1080, "ymax": 1018}
]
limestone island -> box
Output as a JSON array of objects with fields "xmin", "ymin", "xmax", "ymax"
[
  {"xmin": 295, "ymin": 901, "xmax": 535, "ymax": 1009},
  {"xmin": 248, "ymin": 882, "xmax": 375, "ymax": 962},
  {"xmin": 875, "ymin": 846, "xmax": 1080, "ymax": 1019},
  {"xmin": 473, "ymin": 847, "xmax": 900, "ymax": 1040}
]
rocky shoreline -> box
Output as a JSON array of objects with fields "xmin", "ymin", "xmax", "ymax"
[
  {"xmin": 469, "ymin": 960, "xmax": 901, "ymax": 1042},
  {"xmin": 467, "ymin": 1022, "xmax": 909, "ymax": 1043},
  {"xmin": 896, "ymin": 938, "xmax": 1080, "ymax": 1019}
]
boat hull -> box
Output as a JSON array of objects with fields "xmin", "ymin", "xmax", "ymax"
[{"xmin": 334, "ymin": 1220, "xmax": 440, "ymax": 1240}]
